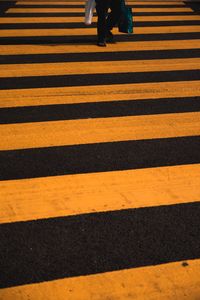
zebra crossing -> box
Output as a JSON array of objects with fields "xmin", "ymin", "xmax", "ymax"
[{"xmin": 0, "ymin": 0, "xmax": 200, "ymax": 299}]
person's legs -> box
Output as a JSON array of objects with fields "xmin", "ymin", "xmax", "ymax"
[
  {"xmin": 95, "ymin": 0, "xmax": 110, "ymax": 45},
  {"xmin": 106, "ymin": 0, "xmax": 121, "ymax": 41}
]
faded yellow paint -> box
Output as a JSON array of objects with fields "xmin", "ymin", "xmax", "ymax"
[
  {"xmin": 0, "ymin": 0, "xmax": 200, "ymax": 299},
  {"xmin": 6, "ymin": 7, "xmax": 193, "ymax": 13},
  {"xmin": 15, "ymin": 1, "xmax": 187, "ymax": 5},
  {"xmin": 1, "ymin": 58, "xmax": 200, "ymax": 77},
  {"xmin": 0, "ymin": 81, "xmax": 200, "ymax": 108},
  {"xmin": 19, "ymin": 1, "xmax": 86, "ymax": 3},
  {"xmin": 0, "ymin": 16, "xmax": 99, "ymax": 24},
  {"xmin": 1, "ymin": 112, "xmax": 200, "ymax": 150},
  {"xmin": 1, "ymin": 15, "xmax": 200, "ymax": 24},
  {"xmin": 0, "ymin": 40, "xmax": 199, "ymax": 55},
  {"xmin": 1, "ymin": 25, "xmax": 200, "ymax": 36},
  {"xmin": 0, "ymin": 164, "xmax": 200, "ymax": 224},
  {"xmin": 1, "ymin": 259, "xmax": 200, "ymax": 300}
]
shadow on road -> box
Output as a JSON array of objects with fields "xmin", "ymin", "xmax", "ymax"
[
  {"xmin": 184, "ymin": 1, "xmax": 200, "ymax": 14},
  {"xmin": 0, "ymin": 1, "xmax": 17, "ymax": 16}
]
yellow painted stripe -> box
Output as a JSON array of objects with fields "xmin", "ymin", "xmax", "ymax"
[
  {"xmin": 0, "ymin": 1, "xmax": 199, "ymax": 299},
  {"xmin": 0, "ymin": 15, "xmax": 200, "ymax": 23},
  {"xmin": 1, "ymin": 258, "xmax": 199, "ymax": 300},
  {"xmin": 0, "ymin": 81, "xmax": 200, "ymax": 108},
  {"xmin": 1, "ymin": 58, "xmax": 199, "ymax": 77},
  {"xmin": 8, "ymin": 0, "xmax": 200, "ymax": 2},
  {"xmin": 13, "ymin": 0, "xmax": 89, "ymax": 2},
  {"xmin": 1, "ymin": 25, "xmax": 200, "ymax": 37},
  {"xmin": 0, "ymin": 40, "xmax": 199, "ymax": 55},
  {"xmin": 6, "ymin": 8, "xmax": 85, "ymax": 13},
  {"xmin": 1, "ymin": 112, "xmax": 200, "ymax": 150},
  {"xmin": 0, "ymin": 164, "xmax": 200, "ymax": 224},
  {"xmin": 6, "ymin": 7, "xmax": 193, "ymax": 12},
  {"xmin": 15, "ymin": 1, "xmax": 187, "ymax": 5},
  {"xmin": 12, "ymin": 0, "xmax": 200, "ymax": 1}
]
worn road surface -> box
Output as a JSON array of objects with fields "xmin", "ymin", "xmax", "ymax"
[{"xmin": 0, "ymin": 0, "xmax": 200, "ymax": 299}]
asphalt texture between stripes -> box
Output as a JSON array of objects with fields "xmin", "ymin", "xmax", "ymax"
[
  {"xmin": 1, "ymin": 70, "xmax": 200, "ymax": 90},
  {"xmin": 0, "ymin": 97, "xmax": 200, "ymax": 124},
  {"xmin": 1, "ymin": 49, "xmax": 200, "ymax": 64},
  {"xmin": 1, "ymin": 202, "xmax": 200, "ymax": 288},
  {"xmin": 1, "ymin": 0, "xmax": 200, "ymax": 292},
  {"xmin": 0, "ymin": 136, "xmax": 200, "ymax": 180},
  {"xmin": 1, "ymin": 32, "xmax": 200, "ymax": 45}
]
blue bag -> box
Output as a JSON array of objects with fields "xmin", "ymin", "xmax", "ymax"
[{"xmin": 118, "ymin": 0, "xmax": 133, "ymax": 34}]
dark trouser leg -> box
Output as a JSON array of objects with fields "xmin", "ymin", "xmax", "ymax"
[
  {"xmin": 106, "ymin": 0, "xmax": 121, "ymax": 31},
  {"xmin": 95, "ymin": 0, "xmax": 109, "ymax": 42}
]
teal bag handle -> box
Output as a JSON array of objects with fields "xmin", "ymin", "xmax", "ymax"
[{"xmin": 118, "ymin": 0, "xmax": 133, "ymax": 34}]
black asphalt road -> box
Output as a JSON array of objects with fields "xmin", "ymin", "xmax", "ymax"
[
  {"xmin": 0, "ymin": 0, "xmax": 200, "ymax": 292},
  {"xmin": 1, "ymin": 202, "xmax": 200, "ymax": 288}
]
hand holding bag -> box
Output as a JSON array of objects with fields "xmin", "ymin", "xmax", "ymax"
[
  {"xmin": 85, "ymin": 0, "xmax": 95, "ymax": 25},
  {"xmin": 118, "ymin": 0, "xmax": 133, "ymax": 34}
]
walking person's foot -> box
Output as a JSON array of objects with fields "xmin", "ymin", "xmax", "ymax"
[
  {"xmin": 97, "ymin": 40, "xmax": 107, "ymax": 47},
  {"xmin": 106, "ymin": 30, "xmax": 115, "ymax": 43}
]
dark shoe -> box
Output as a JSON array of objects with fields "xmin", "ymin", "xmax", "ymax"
[
  {"xmin": 97, "ymin": 41, "xmax": 107, "ymax": 47},
  {"xmin": 106, "ymin": 30, "xmax": 115, "ymax": 43}
]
